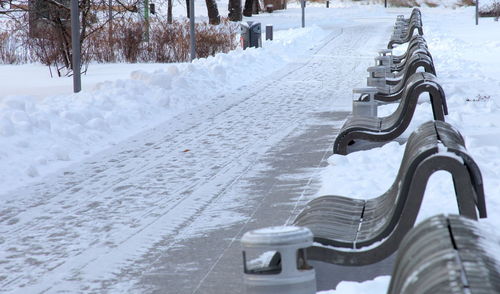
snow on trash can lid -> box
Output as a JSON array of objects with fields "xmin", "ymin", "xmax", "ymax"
[{"xmin": 241, "ymin": 226, "xmax": 313, "ymax": 247}]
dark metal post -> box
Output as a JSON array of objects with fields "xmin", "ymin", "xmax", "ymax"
[
  {"xmin": 144, "ymin": 0, "xmax": 150, "ymax": 41},
  {"xmin": 301, "ymin": 0, "xmax": 305, "ymax": 28},
  {"xmin": 385, "ymin": 0, "xmax": 387, "ymax": 8},
  {"xmin": 71, "ymin": 0, "xmax": 81, "ymax": 93},
  {"xmin": 476, "ymin": 0, "xmax": 479, "ymax": 25},
  {"xmin": 189, "ymin": 0, "xmax": 196, "ymax": 60},
  {"xmin": 108, "ymin": 0, "xmax": 113, "ymax": 58},
  {"xmin": 326, "ymin": 0, "xmax": 329, "ymax": 8},
  {"xmin": 266, "ymin": 25, "xmax": 273, "ymax": 40}
]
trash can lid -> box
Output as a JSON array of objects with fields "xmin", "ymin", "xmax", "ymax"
[{"xmin": 241, "ymin": 226, "xmax": 313, "ymax": 247}]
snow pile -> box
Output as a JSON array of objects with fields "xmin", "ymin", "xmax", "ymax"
[
  {"xmin": 318, "ymin": 276, "xmax": 391, "ymax": 294},
  {"xmin": 0, "ymin": 24, "xmax": 328, "ymax": 195},
  {"xmin": 317, "ymin": 7, "xmax": 500, "ymax": 293}
]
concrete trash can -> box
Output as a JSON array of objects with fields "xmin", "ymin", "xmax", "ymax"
[
  {"xmin": 241, "ymin": 226, "xmax": 316, "ymax": 294},
  {"xmin": 352, "ymin": 87, "xmax": 378, "ymax": 117}
]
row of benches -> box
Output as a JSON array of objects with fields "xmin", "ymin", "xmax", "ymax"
[
  {"xmin": 294, "ymin": 8, "xmax": 498, "ymax": 292},
  {"xmin": 333, "ymin": 12, "xmax": 446, "ymax": 155},
  {"xmin": 240, "ymin": 9, "xmax": 498, "ymax": 294}
]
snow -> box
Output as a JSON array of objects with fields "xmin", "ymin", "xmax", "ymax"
[
  {"xmin": 252, "ymin": 225, "xmax": 303, "ymax": 234},
  {"xmin": 0, "ymin": 2, "xmax": 499, "ymax": 294},
  {"xmin": 317, "ymin": 276, "xmax": 391, "ymax": 294},
  {"xmin": 0, "ymin": 24, "xmax": 329, "ymax": 195}
]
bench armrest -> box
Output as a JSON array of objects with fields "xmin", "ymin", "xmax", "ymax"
[
  {"xmin": 353, "ymin": 87, "xmax": 378, "ymax": 94},
  {"xmin": 367, "ymin": 66, "xmax": 389, "ymax": 77},
  {"xmin": 378, "ymin": 49, "xmax": 393, "ymax": 56},
  {"xmin": 367, "ymin": 77, "xmax": 387, "ymax": 88},
  {"xmin": 375, "ymin": 55, "xmax": 393, "ymax": 67}
]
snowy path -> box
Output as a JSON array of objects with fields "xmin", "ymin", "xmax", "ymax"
[{"xmin": 0, "ymin": 21, "xmax": 389, "ymax": 293}]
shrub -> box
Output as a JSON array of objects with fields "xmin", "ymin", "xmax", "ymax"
[
  {"xmin": 0, "ymin": 16, "xmax": 238, "ymax": 70},
  {"xmin": 387, "ymin": 0, "xmax": 420, "ymax": 7},
  {"xmin": 423, "ymin": 0, "xmax": 439, "ymax": 7},
  {"xmin": 0, "ymin": 20, "xmax": 30, "ymax": 64},
  {"xmin": 479, "ymin": 0, "xmax": 500, "ymax": 17},
  {"xmin": 466, "ymin": 94, "xmax": 491, "ymax": 102},
  {"xmin": 457, "ymin": 0, "xmax": 475, "ymax": 7},
  {"xmin": 84, "ymin": 17, "xmax": 238, "ymax": 63},
  {"xmin": 0, "ymin": 31, "xmax": 18, "ymax": 64}
]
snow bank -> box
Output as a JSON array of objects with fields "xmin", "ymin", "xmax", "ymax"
[{"xmin": 0, "ymin": 24, "xmax": 329, "ymax": 195}]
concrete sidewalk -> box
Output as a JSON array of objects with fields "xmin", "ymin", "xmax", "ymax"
[
  {"xmin": 134, "ymin": 23, "xmax": 393, "ymax": 293},
  {"xmin": 139, "ymin": 110, "xmax": 347, "ymax": 293}
]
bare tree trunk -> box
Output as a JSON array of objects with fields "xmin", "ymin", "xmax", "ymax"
[
  {"xmin": 186, "ymin": 0, "xmax": 190, "ymax": 17},
  {"xmin": 54, "ymin": 18, "xmax": 71, "ymax": 69},
  {"xmin": 108, "ymin": 0, "xmax": 114, "ymax": 61},
  {"xmin": 252, "ymin": 0, "xmax": 260, "ymax": 14},
  {"xmin": 228, "ymin": 0, "xmax": 242, "ymax": 21},
  {"xmin": 167, "ymin": 0, "xmax": 173, "ymax": 23},
  {"xmin": 205, "ymin": 0, "xmax": 220, "ymax": 25},
  {"xmin": 243, "ymin": 0, "xmax": 252, "ymax": 16}
]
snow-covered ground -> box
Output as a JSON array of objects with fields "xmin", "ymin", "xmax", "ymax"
[
  {"xmin": 0, "ymin": 2, "xmax": 499, "ymax": 294},
  {"xmin": 0, "ymin": 22, "xmax": 329, "ymax": 194}
]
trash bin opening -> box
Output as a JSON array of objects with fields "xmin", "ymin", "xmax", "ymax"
[
  {"xmin": 243, "ymin": 250, "xmax": 282, "ymax": 275},
  {"xmin": 297, "ymin": 248, "xmax": 313, "ymax": 270}
]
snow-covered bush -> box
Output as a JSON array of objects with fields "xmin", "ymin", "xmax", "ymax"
[
  {"xmin": 85, "ymin": 18, "xmax": 239, "ymax": 63},
  {"xmin": 479, "ymin": 0, "xmax": 500, "ymax": 17}
]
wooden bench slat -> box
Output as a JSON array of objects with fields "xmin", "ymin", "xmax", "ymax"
[{"xmin": 387, "ymin": 215, "xmax": 500, "ymax": 294}]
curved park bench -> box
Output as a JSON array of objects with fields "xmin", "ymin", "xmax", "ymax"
[
  {"xmin": 335, "ymin": 72, "xmax": 447, "ymax": 155},
  {"xmin": 294, "ymin": 121, "xmax": 486, "ymax": 266},
  {"xmin": 388, "ymin": 10, "xmax": 424, "ymax": 49},
  {"xmin": 387, "ymin": 214, "xmax": 499, "ymax": 294},
  {"xmin": 368, "ymin": 52, "xmax": 435, "ymax": 92},
  {"xmin": 388, "ymin": 25, "xmax": 423, "ymax": 49},
  {"xmin": 388, "ymin": 43, "xmax": 432, "ymax": 74},
  {"xmin": 394, "ymin": 8, "xmax": 422, "ymax": 35},
  {"xmin": 377, "ymin": 38, "xmax": 432, "ymax": 76},
  {"xmin": 395, "ymin": 8, "xmax": 422, "ymax": 28},
  {"xmin": 379, "ymin": 35, "xmax": 428, "ymax": 66}
]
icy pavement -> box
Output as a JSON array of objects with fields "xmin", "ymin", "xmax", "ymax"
[{"xmin": 0, "ymin": 15, "xmax": 389, "ymax": 293}]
